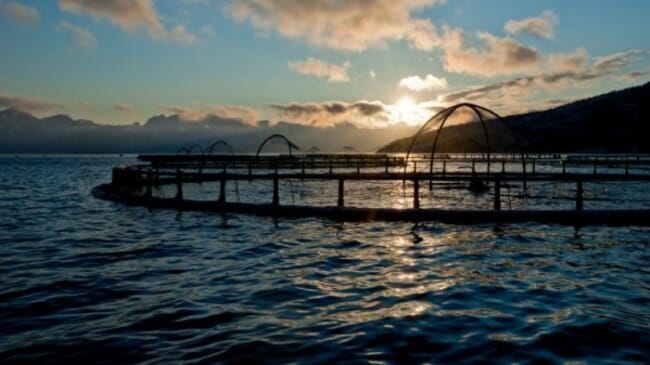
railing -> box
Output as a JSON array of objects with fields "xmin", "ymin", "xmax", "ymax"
[{"xmin": 117, "ymin": 167, "xmax": 650, "ymax": 213}]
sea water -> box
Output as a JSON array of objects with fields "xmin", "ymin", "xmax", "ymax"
[{"xmin": 1, "ymin": 155, "xmax": 648, "ymax": 364}]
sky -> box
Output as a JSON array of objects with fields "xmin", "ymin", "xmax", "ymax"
[{"xmin": 0, "ymin": 0, "xmax": 649, "ymax": 127}]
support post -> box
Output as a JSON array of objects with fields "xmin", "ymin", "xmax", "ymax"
[
  {"xmin": 301, "ymin": 161, "xmax": 305, "ymax": 176},
  {"xmin": 443, "ymin": 160, "xmax": 447, "ymax": 176},
  {"xmin": 562, "ymin": 161, "xmax": 566, "ymax": 174},
  {"xmin": 145, "ymin": 171, "xmax": 152, "ymax": 198},
  {"xmin": 337, "ymin": 178, "xmax": 344, "ymax": 207},
  {"xmin": 522, "ymin": 158, "xmax": 528, "ymax": 191},
  {"xmin": 487, "ymin": 155, "xmax": 491, "ymax": 175},
  {"xmin": 272, "ymin": 172, "xmax": 279, "ymax": 206},
  {"xmin": 472, "ymin": 160, "xmax": 476, "ymax": 173},
  {"xmin": 356, "ymin": 162, "xmax": 360, "ymax": 174},
  {"xmin": 385, "ymin": 157, "xmax": 389, "ymax": 173},
  {"xmin": 501, "ymin": 160, "xmax": 506, "ymax": 173},
  {"xmin": 218, "ymin": 174, "xmax": 226, "ymax": 203},
  {"xmin": 532, "ymin": 160, "xmax": 536, "ymax": 175},
  {"xmin": 175, "ymin": 170, "xmax": 183, "ymax": 200},
  {"xmin": 329, "ymin": 160, "xmax": 333, "ymax": 174},
  {"xmin": 576, "ymin": 179, "xmax": 583, "ymax": 212},
  {"xmin": 494, "ymin": 177, "xmax": 501, "ymax": 211},
  {"xmin": 413, "ymin": 178, "xmax": 420, "ymax": 209},
  {"xmin": 593, "ymin": 161, "xmax": 597, "ymax": 175}
]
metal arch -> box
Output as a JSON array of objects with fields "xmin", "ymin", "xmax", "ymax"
[
  {"xmin": 205, "ymin": 140, "xmax": 235, "ymax": 154},
  {"xmin": 428, "ymin": 104, "xmax": 492, "ymax": 174},
  {"xmin": 403, "ymin": 104, "xmax": 458, "ymax": 176},
  {"xmin": 205, "ymin": 140, "xmax": 241, "ymax": 202},
  {"xmin": 428, "ymin": 104, "xmax": 466, "ymax": 174},
  {"xmin": 403, "ymin": 102, "xmax": 528, "ymax": 190},
  {"xmin": 176, "ymin": 144, "xmax": 205, "ymax": 155},
  {"xmin": 187, "ymin": 144, "xmax": 205, "ymax": 155},
  {"xmin": 255, "ymin": 134, "xmax": 301, "ymax": 157},
  {"xmin": 471, "ymin": 104, "xmax": 528, "ymax": 189}
]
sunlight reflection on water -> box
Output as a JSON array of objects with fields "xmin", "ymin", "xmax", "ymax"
[{"xmin": 0, "ymin": 156, "xmax": 648, "ymax": 364}]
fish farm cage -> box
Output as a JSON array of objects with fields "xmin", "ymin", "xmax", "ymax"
[{"xmin": 93, "ymin": 105, "xmax": 650, "ymax": 225}]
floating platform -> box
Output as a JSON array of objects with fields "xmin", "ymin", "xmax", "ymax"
[
  {"xmin": 92, "ymin": 153, "xmax": 650, "ymax": 226},
  {"xmin": 92, "ymin": 182, "xmax": 650, "ymax": 225}
]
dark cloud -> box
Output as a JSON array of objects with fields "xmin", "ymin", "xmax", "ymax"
[
  {"xmin": 113, "ymin": 102, "xmax": 135, "ymax": 113},
  {"xmin": 353, "ymin": 102, "xmax": 385, "ymax": 116},
  {"xmin": 0, "ymin": 91, "xmax": 61, "ymax": 114},
  {"xmin": 270, "ymin": 101, "xmax": 388, "ymax": 127}
]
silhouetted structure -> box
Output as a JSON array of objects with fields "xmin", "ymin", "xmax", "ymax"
[
  {"xmin": 256, "ymin": 134, "xmax": 300, "ymax": 157},
  {"xmin": 404, "ymin": 103, "xmax": 527, "ymax": 189},
  {"xmin": 93, "ymin": 128, "xmax": 650, "ymax": 225}
]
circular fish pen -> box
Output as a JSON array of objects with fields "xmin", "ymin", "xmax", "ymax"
[{"xmin": 92, "ymin": 107, "xmax": 650, "ymax": 225}]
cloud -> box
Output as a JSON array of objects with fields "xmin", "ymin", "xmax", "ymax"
[
  {"xmin": 0, "ymin": 91, "xmax": 61, "ymax": 114},
  {"xmin": 181, "ymin": 0, "xmax": 211, "ymax": 4},
  {"xmin": 0, "ymin": 1, "xmax": 39, "ymax": 24},
  {"xmin": 441, "ymin": 49, "xmax": 647, "ymax": 112},
  {"xmin": 592, "ymin": 50, "xmax": 646, "ymax": 74},
  {"xmin": 442, "ymin": 30, "xmax": 541, "ymax": 77},
  {"xmin": 163, "ymin": 104, "xmax": 259, "ymax": 124},
  {"xmin": 617, "ymin": 71, "xmax": 648, "ymax": 81},
  {"xmin": 399, "ymin": 74, "xmax": 448, "ymax": 91},
  {"xmin": 58, "ymin": 0, "xmax": 197, "ymax": 44},
  {"xmin": 505, "ymin": 10, "xmax": 558, "ymax": 39},
  {"xmin": 59, "ymin": 0, "xmax": 165, "ymax": 37},
  {"xmin": 288, "ymin": 58, "xmax": 351, "ymax": 82},
  {"xmin": 56, "ymin": 21, "xmax": 97, "ymax": 48},
  {"xmin": 545, "ymin": 48, "xmax": 588, "ymax": 73},
  {"xmin": 113, "ymin": 102, "xmax": 135, "ymax": 113},
  {"xmin": 201, "ymin": 24, "xmax": 215, "ymax": 36},
  {"xmin": 169, "ymin": 25, "xmax": 196, "ymax": 45},
  {"xmin": 228, "ymin": 0, "xmax": 446, "ymax": 51},
  {"xmin": 369, "ymin": 70, "xmax": 376, "ymax": 79},
  {"xmin": 270, "ymin": 100, "xmax": 389, "ymax": 127}
]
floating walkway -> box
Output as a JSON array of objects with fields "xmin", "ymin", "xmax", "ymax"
[
  {"xmin": 92, "ymin": 104, "xmax": 650, "ymax": 225},
  {"xmin": 93, "ymin": 152, "xmax": 650, "ymax": 226}
]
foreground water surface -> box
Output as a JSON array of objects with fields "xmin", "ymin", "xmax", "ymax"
[{"xmin": 1, "ymin": 155, "xmax": 649, "ymax": 364}]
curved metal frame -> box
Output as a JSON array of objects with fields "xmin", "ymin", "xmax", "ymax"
[
  {"xmin": 205, "ymin": 140, "xmax": 241, "ymax": 202},
  {"xmin": 177, "ymin": 144, "xmax": 205, "ymax": 155},
  {"xmin": 404, "ymin": 103, "xmax": 527, "ymax": 188},
  {"xmin": 255, "ymin": 134, "xmax": 300, "ymax": 157},
  {"xmin": 205, "ymin": 140, "xmax": 235, "ymax": 155}
]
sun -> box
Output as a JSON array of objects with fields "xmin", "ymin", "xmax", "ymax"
[
  {"xmin": 396, "ymin": 96, "xmax": 416, "ymax": 116},
  {"xmin": 390, "ymin": 96, "xmax": 423, "ymax": 125}
]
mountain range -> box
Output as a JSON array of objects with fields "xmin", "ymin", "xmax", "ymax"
[
  {"xmin": 1, "ymin": 82, "xmax": 648, "ymax": 154},
  {"xmin": 0, "ymin": 109, "xmax": 416, "ymax": 153}
]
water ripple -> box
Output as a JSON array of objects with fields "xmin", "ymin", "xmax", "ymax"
[{"xmin": 0, "ymin": 156, "xmax": 649, "ymax": 364}]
